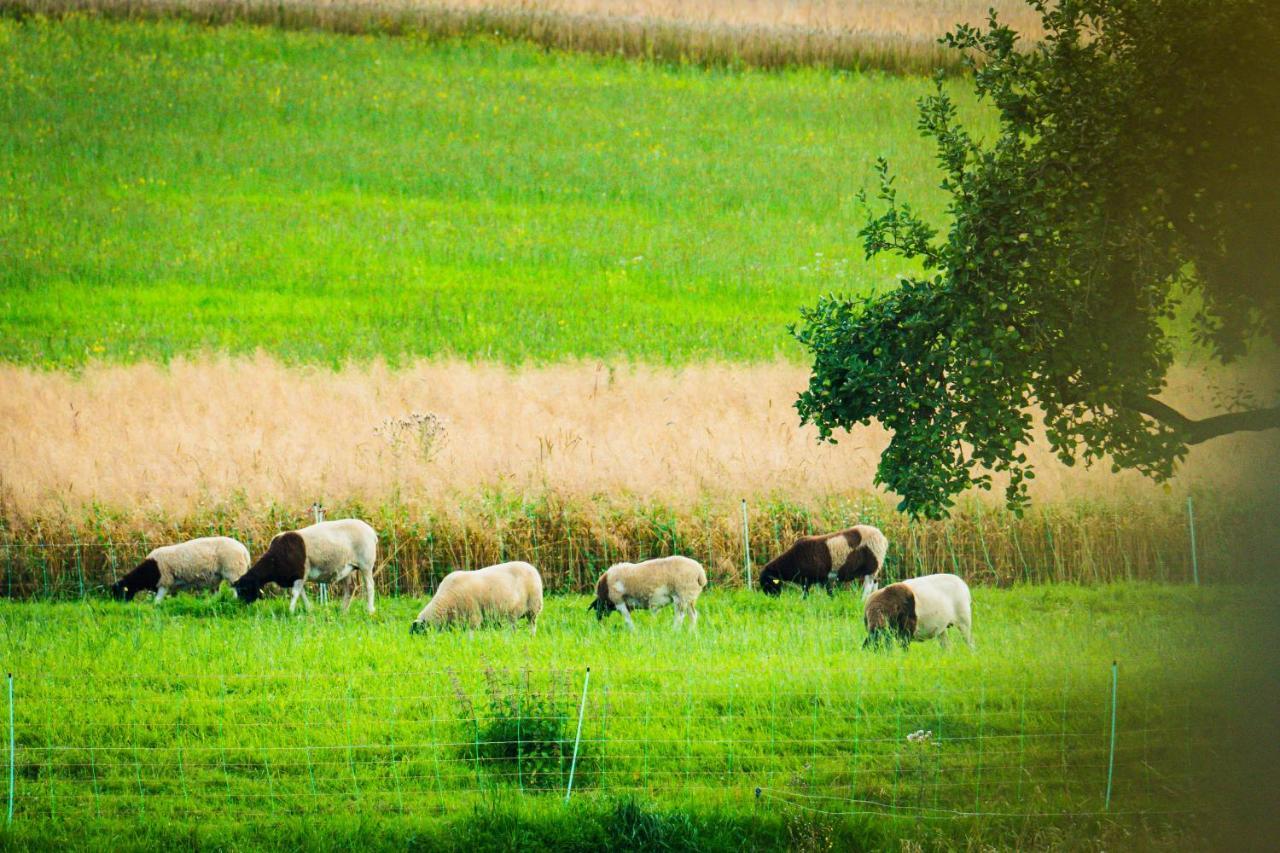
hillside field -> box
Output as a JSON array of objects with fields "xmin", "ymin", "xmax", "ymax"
[
  {"xmin": 0, "ymin": 585, "xmax": 1238, "ymax": 850},
  {"xmin": 0, "ymin": 16, "xmax": 1005, "ymax": 366}
]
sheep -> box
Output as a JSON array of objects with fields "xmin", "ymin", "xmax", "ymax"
[
  {"xmin": 589, "ymin": 556, "xmax": 707, "ymax": 630},
  {"xmin": 409, "ymin": 560, "xmax": 544, "ymax": 635},
  {"xmin": 110, "ymin": 536, "xmax": 251, "ymax": 603},
  {"xmin": 862, "ymin": 573, "xmax": 974, "ymax": 651},
  {"xmin": 758, "ymin": 524, "xmax": 888, "ymax": 599},
  {"xmin": 233, "ymin": 519, "xmax": 378, "ymax": 615}
]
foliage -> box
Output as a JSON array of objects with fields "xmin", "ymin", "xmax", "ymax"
[
  {"xmin": 0, "ymin": 16, "xmax": 995, "ymax": 366},
  {"xmin": 794, "ymin": 0, "xmax": 1280, "ymax": 517},
  {"xmin": 451, "ymin": 664, "xmax": 580, "ymax": 790}
]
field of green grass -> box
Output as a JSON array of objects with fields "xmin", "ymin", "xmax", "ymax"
[
  {"xmin": 0, "ymin": 585, "xmax": 1233, "ymax": 849},
  {"xmin": 0, "ymin": 16, "xmax": 993, "ymax": 366}
]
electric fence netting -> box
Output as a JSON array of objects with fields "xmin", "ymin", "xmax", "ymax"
[{"xmin": 2, "ymin": 663, "xmax": 1208, "ymax": 827}]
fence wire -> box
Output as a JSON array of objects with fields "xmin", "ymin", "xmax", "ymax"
[{"xmin": 1, "ymin": 666, "xmax": 1207, "ymax": 826}]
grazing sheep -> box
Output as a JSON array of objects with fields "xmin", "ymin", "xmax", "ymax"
[
  {"xmin": 233, "ymin": 519, "xmax": 378, "ymax": 615},
  {"xmin": 863, "ymin": 573, "xmax": 974, "ymax": 651},
  {"xmin": 589, "ymin": 556, "xmax": 707, "ymax": 630},
  {"xmin": 759, "ymin": 525, "xmax": 888, "ymax": 599},
  {"xmin": 410, "ymin": 561, "xmax": 543, "ymax": 635},
  {"xmin": 111, "ymin": 536, "xmax": 251, "ymax": 603}
]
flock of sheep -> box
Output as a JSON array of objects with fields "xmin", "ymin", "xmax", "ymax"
[{"xmin": 109, "ymin": 518, "xmax": 975, "ymax": 649}]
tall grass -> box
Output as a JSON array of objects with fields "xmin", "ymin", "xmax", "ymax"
[
  {"xmin": 4, "ymin": 358, "xmax": 1277, "ymax": 595},
  {"xmin": 0, "ymin": 16, "xmax": 998, "ymax": 366},
  {"xmin": 4, "ymin": 0, "xmax": 1046, "ymax": 75},
  {"xmin": 3, "ymin": 359, "xmax": 1275, "ymax": 517}
]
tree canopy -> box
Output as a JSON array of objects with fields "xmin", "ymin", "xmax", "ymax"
[{"xmin": 793, "ymin": 0, "xmax": 1280, "ymax": 517}]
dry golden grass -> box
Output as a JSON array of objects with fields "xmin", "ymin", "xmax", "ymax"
[
  {"xmin": 1, "ymin": 357, "xmax": 1274, "ymax": 519},
  {"xmin": 8, "ymin": 0, "xmax": 1045, "ymax": 73},
  {"xmin": 2, "ymin": 357, "xmax": 1276, "ymax": 595}
]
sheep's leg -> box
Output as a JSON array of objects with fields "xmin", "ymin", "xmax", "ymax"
[
  {"xmin": 938, "ymin": 629, "xmax": 951, "ymax": 650},
  {"xmin": 688, "ymin": 603, "xmax": 698, "ymax": 630},
  {"xmin": 153, "ymin": 587, "xmax": 168, "ymax": 605},
  {"xmin": 616, "ymin": 601, "xmax": 636, "ymax": 631},
  {"xmin": 801, "ymin": 582, "xmax": 810, "ymax": 600},
  {"xmin": 289, "ymin": 580, "xmax": 308, "ymax": 613},
  {"xmin": 362, "ymin": 567, "xmax": 376, "ymax": 615},
  {"xmin": 672, "ymin": 603, "xmax": 686, "ymax": 630},
  {"xmin": 956, "ymin": 612, "xmax": 975, "ymax": 649},
  {"xmin": 340, "ymin": 571, "xmax": 357, "ymax": 614},
  {"xmin": 527, "ymin": 610, "xmax": 538, "ymax": 637},
  {"xmin": 825, "ymin": 572, "xmax": 837, "ymax": 596},
  {"xmin": 862, "ymin": 575, "xmax": 879, "ymax": 599}
]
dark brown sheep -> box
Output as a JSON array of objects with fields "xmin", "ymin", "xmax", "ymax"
[{"xmin": 758, "ymin": 524, "xmax": 888, "ymax": 598}]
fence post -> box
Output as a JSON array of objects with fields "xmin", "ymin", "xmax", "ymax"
[
  {"xmin": 1186, "ymin": 497, "xmax": 1200, "ymax": 586},
  {"xmin": 564, "ymin": 667, "xmax": 591, "ymax": 803},
  {"xmin": 7, "ymin": 673, "xmax": 14, "ymax": 826},
  {"xmin": 1105, "ymin": 661, "xmax": 1118, "ymax": 811},
  {"xmin": 741, "ymin": 500, "xmax": 751, "ymax": 591},
  {"xmin": 312, "ymin": 503, "xmax": 329, "ymax": 604}
]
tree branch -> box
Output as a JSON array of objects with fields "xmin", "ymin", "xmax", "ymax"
[{"xmin": 1126, "ymin": 394, "xmax": 1280, "ymax": 444}]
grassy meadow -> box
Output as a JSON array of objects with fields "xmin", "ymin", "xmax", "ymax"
[
  {"xmin": 0, "ymin": 585, "xmax": 1236, "ymax": 849},
  {"xmin": 0, "ymin": 15, "xmax": 1000, "ymax": 366},
  {"xmin": 2, "ymin": 9, "xmax": 1277, "ymax": 848}
]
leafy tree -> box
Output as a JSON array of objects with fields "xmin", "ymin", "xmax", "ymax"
[{"xmin": 793, "ymin": 0, "xmax": 1280, "ymax": 517}]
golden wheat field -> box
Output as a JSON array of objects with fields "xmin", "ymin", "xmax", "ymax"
[
  {"xmin": 2, "ymin": 357, "xmax": 1275, "ymax": 518},
  {"xmin": 13, "ymin": 0, "xmax": 1045, "ymax": 72}
]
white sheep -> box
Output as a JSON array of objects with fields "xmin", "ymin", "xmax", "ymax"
[
  {"xmin": 233, "ymin": 519, "xmax": 378, "ymax": 614},
  {"xmin": 588, "ymin": 556, "xmax": 707, "ymax": 630},
  {"xmin": 863, "ymin": 573, "xmax": 974, "ymax": 650},
  {"xmin": 111, "ymin": 536, "xmax": 251, "ymax": 603},
  {"xmin": 410, "ymin": 561, "xmax": 544, "ymax": 634}
]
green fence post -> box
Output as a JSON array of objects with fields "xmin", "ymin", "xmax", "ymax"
[
  {"xmin": 1186, "ymin": 497, "xmax": 1200, "ymax": 586},
  {"xmin": 1105, "ymin": 661, "xmax": 1118, "ymax": 811},
  {"xmin": 7, "ymin": 673, "xmax": 14, "ymax": 826},
  {"xmin": 565, "ymin": 667, "xmax": 591, "ymax": 803}
]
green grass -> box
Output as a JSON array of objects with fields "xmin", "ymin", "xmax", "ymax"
[
  {"xmin": 0, "ymin": 16, "xmax": 993, "ymax": 366},
  {"xmin": 0, "ymin": 585, "xmax": 1234, "ymax": 848}
]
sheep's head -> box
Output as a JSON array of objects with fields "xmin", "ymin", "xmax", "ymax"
[
  {"xmin": 862, "ymin": 585, "xmax": 916, "ymax": 651},
  {"xmin": 112, "ymin": 558, "xmax": 160, "ymax": 601},
  {"xmin": 588, "ymin": 574, "xmax": 616, "ymax": 621},
  {"xmin": 410, "ymin": 620, "xmax": 427, "ymax": 635},
  {"xmin": 236, "ymin": 532, "xmax": 306, "ymax": 604},
  {"xmin": 759, "ymin": 567, "xmax": 784, "ymax": 596},
  {"xmin": 232, "ymin": 577, "xmax": 264, "ymax": 604}
]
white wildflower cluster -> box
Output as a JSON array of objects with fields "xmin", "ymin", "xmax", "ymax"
[
  {"xmin": 374, "ymin": 411, "xmax": 448, "ymax": 462},
  {"xmin": 906, "ymin": 729, "xmax": 934, "ymax": 744}
]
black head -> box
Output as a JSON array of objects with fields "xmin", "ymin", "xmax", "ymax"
[
  {"xmin": 232, "ymin": 577, "xmax": 265, "ymax": 604},
  {"xmin": 410, "ymin": 620, "xmax": 427, "ymax": 635},
  {"xmin": 588, "ymin": 574, "xmax": 616, "ymax": 621},
  {"xmin": 112, "ymin": 558, "xmax": 160, "ymax": 602},
  {"xmin": 235, "ymin": 532, "xmax": 306, "ymax": 605},
  {"xmin": 759, "ymin": 567, "xmax": 784, "ymax": 597}
]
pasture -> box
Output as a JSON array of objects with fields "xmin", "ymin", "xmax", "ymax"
[
  {"xmin": 0, "ymin": 585, "xmax": 1234, "ymax": 849},
  {"xmin": 0, "ymin": 16, "xmax": 995, "ymax": 366}
]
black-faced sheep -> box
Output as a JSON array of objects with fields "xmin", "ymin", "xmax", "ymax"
[
  {"xmin": 111, "ymin": 536, "xmax": 250, "ymax": 603},
  {"xmin": 863, "ymin": 573, "xmax": 974, "ymax": 651},
  {"xmin": 758, "ymin": 524, "xmax": 887, "ymax": 599},
  {"xmin": 409, "ymin": 561, "xmax": 544, "ymax": 635},
  {"xmin": 233, "ymin": 519, "xmax": 378, "ymax": 614},
  {"xmin": 589, "ymin": 556, "xmax": 707, "ymax": 630}
]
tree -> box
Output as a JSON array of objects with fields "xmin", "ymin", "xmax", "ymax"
[{"xmin": 793, "ymin": 0, "xmax": 1280, "ymax": 518}]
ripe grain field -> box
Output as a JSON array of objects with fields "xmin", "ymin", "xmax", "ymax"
[
  {"xmin": 0, "ymin": 16, "xmax": 997, "ymax": 366},
  {"xmin": 0, "ymin": 586, "xmax": 1243, "ymax": 850}
]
